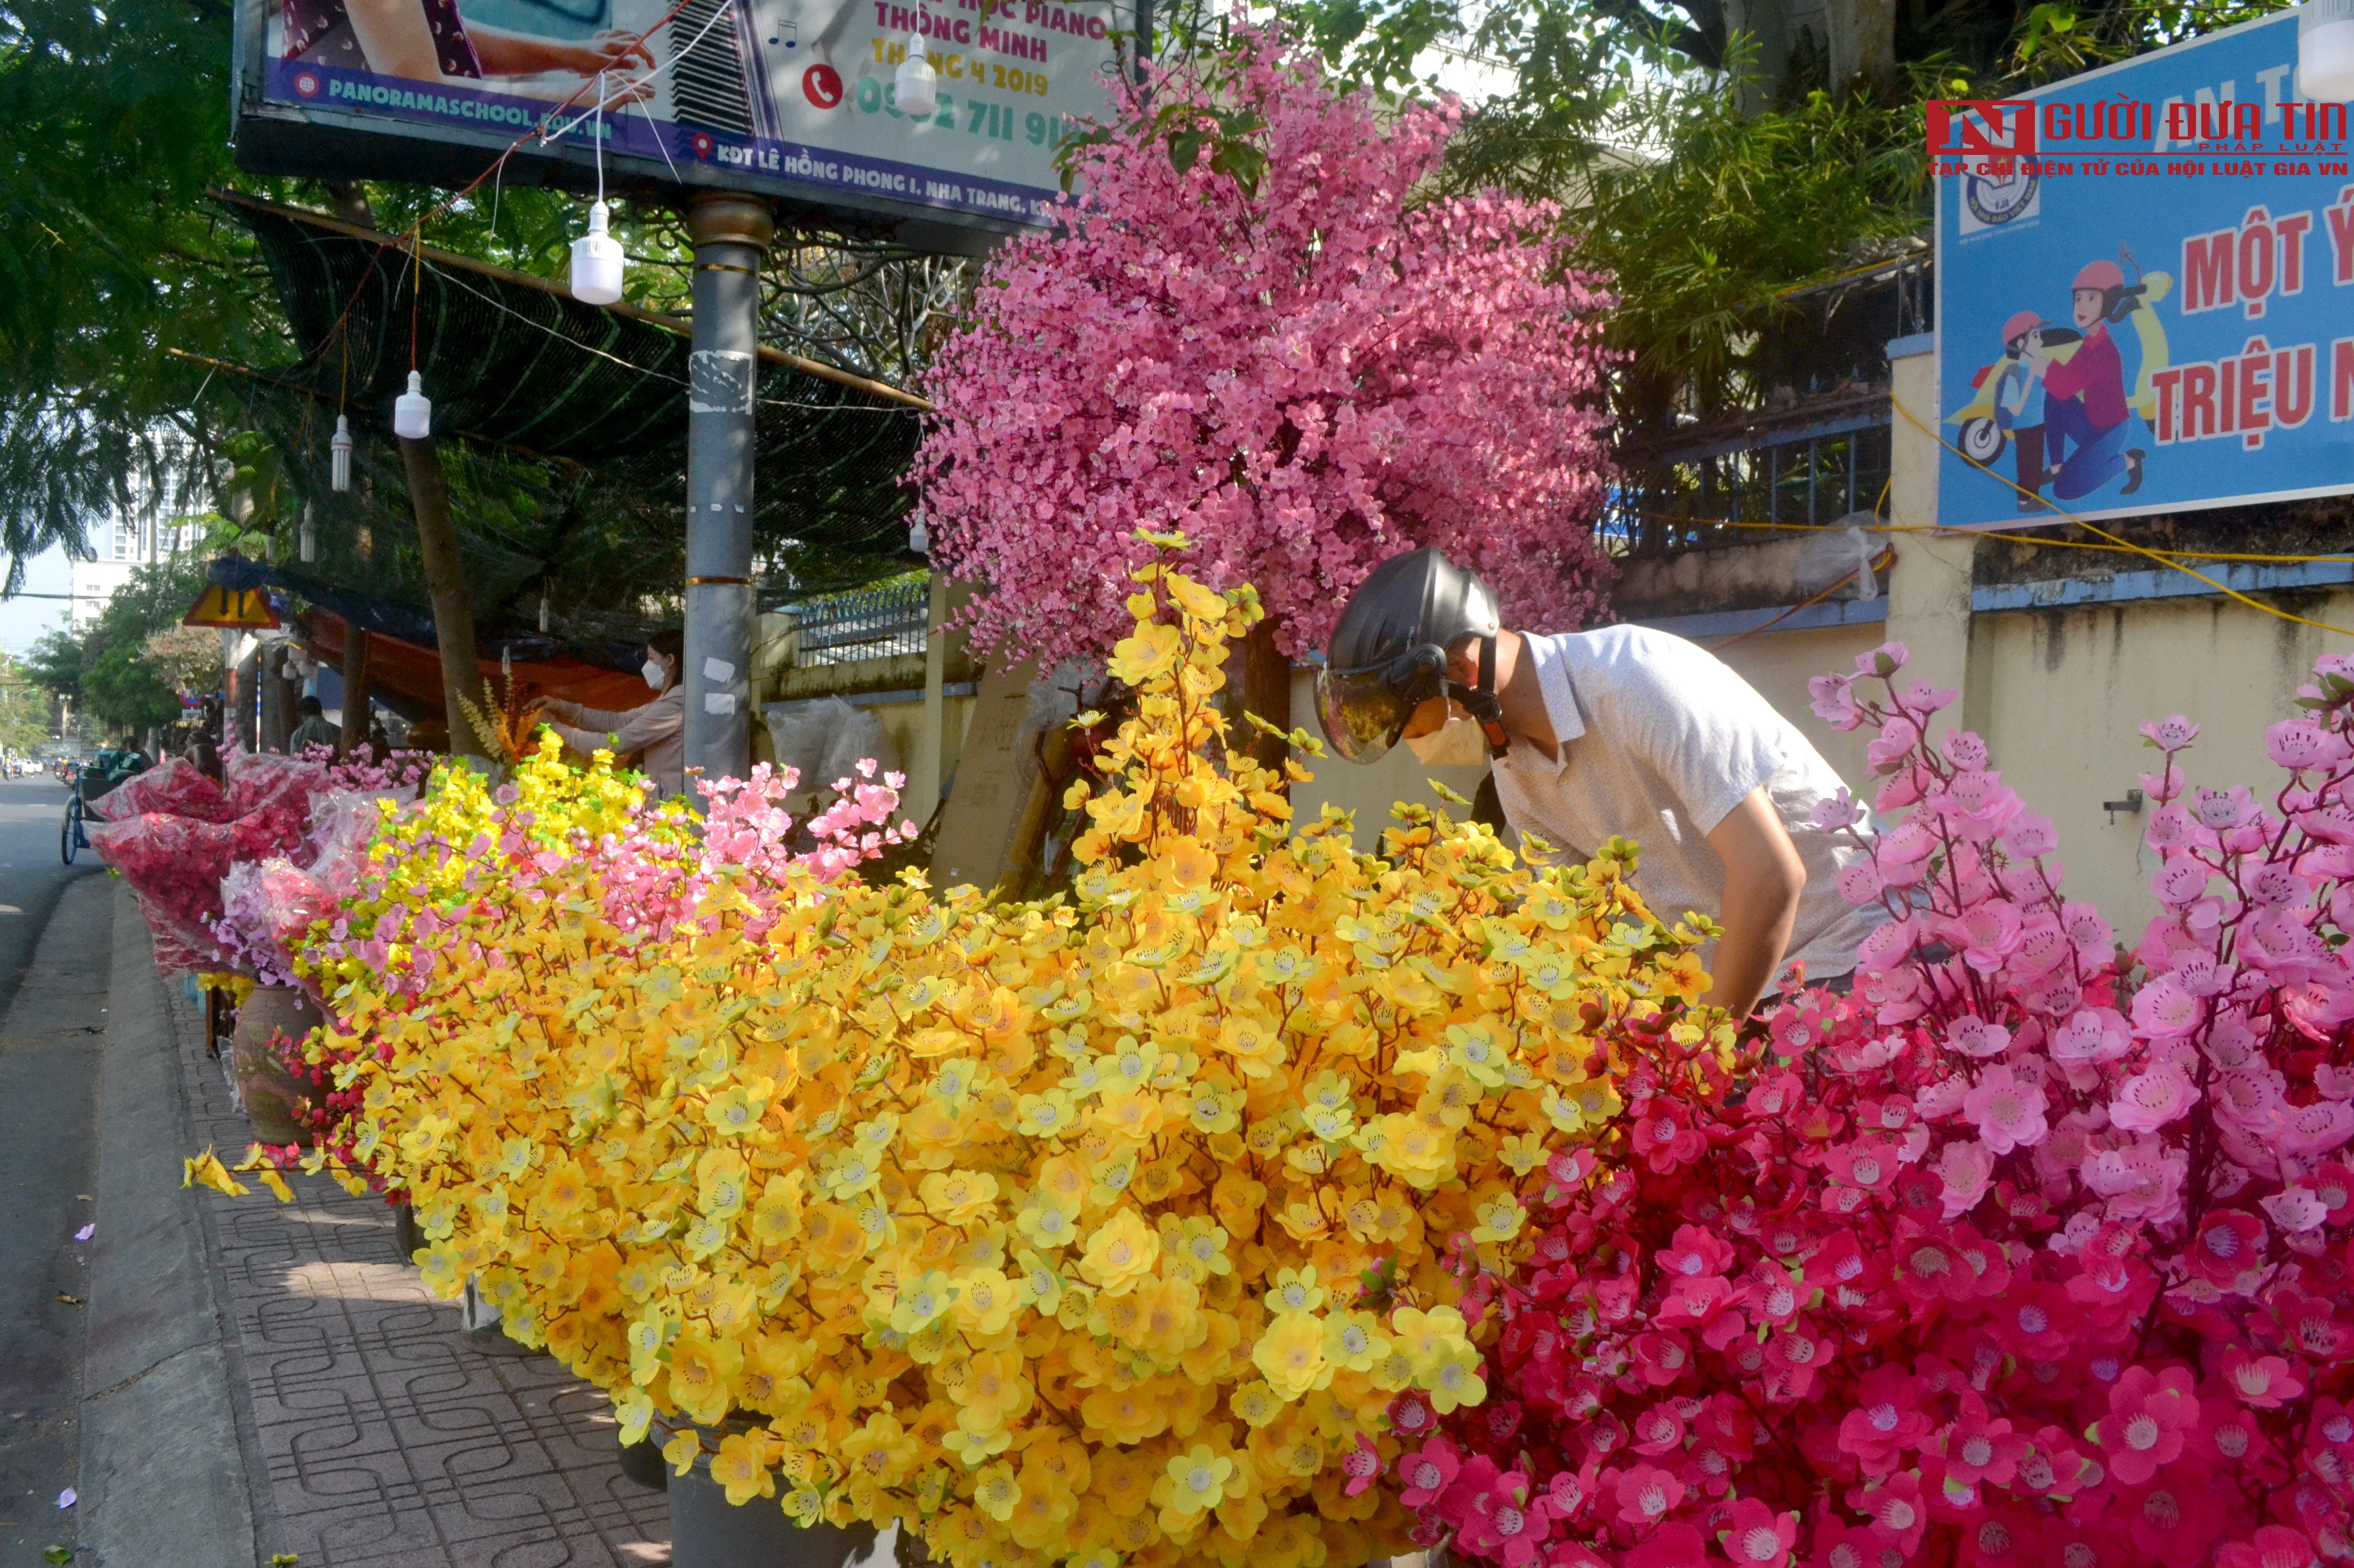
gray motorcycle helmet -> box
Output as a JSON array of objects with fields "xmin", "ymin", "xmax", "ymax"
[{"xmin": 1314, "ymin": 549, "xmax": 1504, "ymax": 764}]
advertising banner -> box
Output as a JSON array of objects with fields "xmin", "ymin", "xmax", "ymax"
[
  {"xmin": 235, "ymin": 0, "xmax": 1134, "ymax": 246},
  {"xmin": 1933, "ymin": 10, "xmax": 2354, "ymax": 528}
]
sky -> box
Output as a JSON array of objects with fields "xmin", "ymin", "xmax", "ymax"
[{"xmin": 0, "ymin": 545, "xmax": 75, "ymax": 659}]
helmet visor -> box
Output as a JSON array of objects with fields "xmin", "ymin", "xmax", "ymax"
[{"xmin": 1315, "ymin": 663, "xmax": 1415, "ymax": 764}]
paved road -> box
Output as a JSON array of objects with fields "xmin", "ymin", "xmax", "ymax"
[{"xmin": 0, "ymin": 776, "xmax": 107, "ymax": 1566}]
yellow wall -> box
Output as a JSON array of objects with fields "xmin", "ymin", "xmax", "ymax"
[
  {"xmin": 1655, "ymin": 585, "xmax": 2354, "ymax": 944},
  {"xmin": 1969, "ymin": 590, "xmax": 2354, "ymax": 938},
  {"xmin": 1706, "ymin": 623, "xmax": 1883, "ymax": 799}
]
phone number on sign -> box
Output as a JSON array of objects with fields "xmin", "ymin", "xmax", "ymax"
[{"xmin": 855, "ymin": 79, "xmax": 1082, "ymax": 145}]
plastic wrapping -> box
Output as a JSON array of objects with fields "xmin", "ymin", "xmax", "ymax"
[
  {"xmin": 764, "ymin": 701, "xmax": 837, "ymax": 799},
  {"xmin": 763, "ymin": 697, "xmax": 899, "ymax": 804},
  {"xmin": 817, "ymin": 705, "xmax": 898, "ymax": 799},
  {"xmin": 303, "ymin": 790, "xmax": 395, "ymax": 897},
  {"xmin": 92, "ymin": 754, "xmax": 343, "ymax": 977},
  {"xmin": 1792, "ymin": 515, "xmax": 1889, "ymax": 601},
  {"xmin": 87, "ymin": 757, "xmax": 233, "ymax": 824},
  {"xmin": 226, "ymin": 750, "xmax": 331, "ymax": 822},
  {"xmin": 89, "ymin": 812, "xmax": 245, "ymax": 972},
  {"xmin": 218, "ymin": 858, "xmax": 337, "ymax": 984}
]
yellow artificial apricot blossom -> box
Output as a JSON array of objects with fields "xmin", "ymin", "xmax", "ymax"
[
  {"xmin": 1424, "ymin": 1340, "xmax": 1489, "ymax": 1415},
  {"xmin": 1158, "ymin": 1443, "xmax": 1235, "ymax": 1520},
  {"xmin": 1252, "ymin": 1311, "xmax": 1333, "ymax": 1400},
  {"xmin": 1077, "ymin": 1208, "xmax": 1159, "ymax": 1295},
  {"xmin": 922, "ymin": 1170, "xmax": 1002, "ymax": 1226},
  {"xmin": 973, "ymin": 1461, "xmax": 1022, "ymax": 1522},
  {"xmin": 712, "ymin": 1430, "xmax": 777, "ymax": 1505},
  {"xmin": 215, "ymin": 555, "xmax": 1721, "ymax": 1568},
  {"xmin": 183, "ymin": 1147, "xmax": 251, "ymax": 1197},
  {"xmin": 953, "ymin": 1267, "xmax": 1019, "ymax": 1338},
  {"xmin": 1321, "ymin": 1310, "xmax": 1388, "ymax": 1375},
  {"xmin": 1106, "ymin": 621, "xmax": 1182, "ymax": 686}
]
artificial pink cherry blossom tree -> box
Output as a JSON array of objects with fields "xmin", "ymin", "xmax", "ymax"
[{"xmin": 914, "ymin": 26, "xmax": 1619, "ymax": 699}]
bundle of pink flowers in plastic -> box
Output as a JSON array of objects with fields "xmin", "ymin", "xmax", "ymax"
[
  {"xmin": 1409, "ymin": 643, "xmax": 2354, "ymax": 1568},
  {"xmin": 210, "ymin": 785, "xmax": 422, "ymax": 988},
  {"xmin": 88, "ymin": 753, "xmax": 331, "ymax": 973}
]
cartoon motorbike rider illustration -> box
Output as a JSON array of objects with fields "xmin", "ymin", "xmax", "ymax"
[{"xmin": 2023, "ymin": 258, "xmax": 2148, "ymax": 502}]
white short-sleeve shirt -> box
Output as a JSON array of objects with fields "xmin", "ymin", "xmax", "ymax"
[{"xmin": 1489, "ymin": 625, "xmax": 1877, "ymax": 981}]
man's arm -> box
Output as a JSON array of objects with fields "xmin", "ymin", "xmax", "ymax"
[{"xmin": 1703, "ymin": 787, "xmax": 1807, "ymax": 1018}]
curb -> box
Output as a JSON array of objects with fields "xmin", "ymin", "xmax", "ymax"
[{"xmin": 75, "ymin": 884, "xmax": 265, "ymax": 1568}]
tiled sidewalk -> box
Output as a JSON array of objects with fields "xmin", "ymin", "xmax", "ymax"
[{"xmin": 168, "ymin": 981, "xmax": 671, "ymax": 1567}]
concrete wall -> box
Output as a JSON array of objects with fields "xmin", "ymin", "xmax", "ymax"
[
  {"xmin": 1660, "ymin": 585, "xmax": 2354, "ymax": 941},
  {"xmin": 1706, "ymin": 623, "xmax": 1882, "ymax": 798},
  {"xmin": 747, "ymin": 603, "xmax": 976, "ymax": 827},
  {"xmin": 1972, "ymin": 590, "xmax": 2354, "ymax": 939}
]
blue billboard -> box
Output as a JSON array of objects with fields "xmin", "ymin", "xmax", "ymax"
[{"xmin": 1934, "ymin": 10, "xmax": 2354, "ymax": 528}]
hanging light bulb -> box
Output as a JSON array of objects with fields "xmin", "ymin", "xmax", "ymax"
[
  {"xmin": 2302, "ymin": 0, "xmax": 2354, "ymax": 101},
  {"xmin": 895, "ymin": 34, "xmax": 938, "ymax": 119},
  {"xmin": 908, "ymin": 511, "xmax": 931, "ymax": 554},
  {"xmin": 300, "ymin": 502, "xmax": 316, "ymax": 563},
  {"xmin": 393, "ymin": 371, "xmax": 432, "ymax": 440},
  {"xmin": 330, "ymin": 413, "xmax": 353, "ymax": 492},
  {"xmin": 570, "ymin": 200, "xmax": 625, "ymax": 305}
]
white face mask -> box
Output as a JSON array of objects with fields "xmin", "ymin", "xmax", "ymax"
[
  {"xmin": 1406, "ymin": 715, "xmax": 1491, "ymax": 767},
  {"xmin": 642, "ymin": 658, "xmax": 668, "ymax": 691}
]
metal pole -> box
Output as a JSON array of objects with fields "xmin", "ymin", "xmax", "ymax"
[{"xmin": 682, "ymin": 193, "xmax": 775, "ymax": 787}]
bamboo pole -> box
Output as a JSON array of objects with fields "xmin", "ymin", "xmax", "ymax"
[{"xmin": 398, "ymin": 437, "xmax": 487, "ymax": 759}]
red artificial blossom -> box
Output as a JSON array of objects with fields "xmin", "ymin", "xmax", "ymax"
[
  {"xmin": 1407, "ymin": 641, "xmax": 2354, "ymax": 1568},
  {"xmin": 913, "ymin": 25, "xmax": 1617, "ymax": 667}
]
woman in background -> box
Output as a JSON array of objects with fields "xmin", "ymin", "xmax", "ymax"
[{"xmin": 529, "ymin": 629, "xmax": 685, "ymax": 800}]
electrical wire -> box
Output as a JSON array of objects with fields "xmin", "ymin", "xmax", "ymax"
[
  {"xmin": 1707, "ymin": 548, "xmax": 1897, "ymax": 651},
  {"xmin": 542, "ymin": 0, "xmax": 736, "ymax": 145},
  {"xmin": 1884, "ymin": 395, "xmax": 2354, "ymax": 638},
  {"xmin": 1638, "ymin": 511, "xmax": 2354, "ymax": 567},
  {"xmin": 414, "ymin": 258, "xmax": 908, "ymax": 414}
]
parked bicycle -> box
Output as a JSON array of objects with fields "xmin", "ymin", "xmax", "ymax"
[{"xmin": 61, "ymin": 742, "xmax": 150, "ymax": 865}]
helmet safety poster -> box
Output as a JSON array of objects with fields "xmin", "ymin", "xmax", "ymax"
[{"xmin": 1933, "ymin": 8, "xmax": 2353, "ymax": 529}]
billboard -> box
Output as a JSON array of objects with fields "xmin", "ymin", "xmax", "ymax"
[
  {"xmin": 230, "ymin": 0, "xmax": 1138, "ymax": 252},
  {"xmin": 1933, "ymin": 10, "xmax": 2354, "ymax": 528}
]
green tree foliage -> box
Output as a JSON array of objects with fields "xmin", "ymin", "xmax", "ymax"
[
  {"xmin": 23, "ymin": 624, "xmax": 84, "ymax": 704},
  {"xmin": 0, "ymin": 0, "xmax": 678, "ymax": 601},
  {"xmin": 23, "ymin": 526, "xmax": 225, "ymax": 735},
  {"xmin": 1269, "ymin": 0, "xmax": 2294, "ymax": 442},
  {"xmin": 0, "ymin": 652, "xmax": 55, "ymax": 753},
  {"xmin": 1450, "ymin": 49, "xmax": 1929, "ymax": 437}
]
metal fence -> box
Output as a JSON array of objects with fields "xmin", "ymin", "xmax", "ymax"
[
  {"xmin": 1599, "ymin": 252, "xmax": 1924, "ymax": 558},
  {"xmin": 777, "ymin": 577, "xmax": 930, "ymax": 665},
  {"xmin": 1601, "ymin": 404, "xmax": 1895, "ymax": 556}
]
